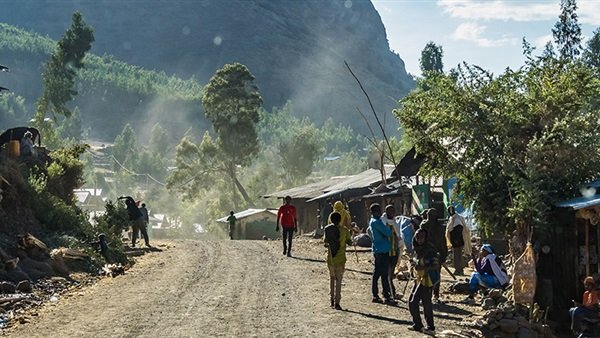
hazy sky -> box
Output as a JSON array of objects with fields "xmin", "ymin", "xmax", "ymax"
[{"xmin": 372, "ymin": 0, "xmax": 600, "ymax": 76}]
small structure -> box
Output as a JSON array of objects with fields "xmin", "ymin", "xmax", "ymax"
[{"xmin": 216, "ymin": 208, "xmax": 278, "ymax": 240}]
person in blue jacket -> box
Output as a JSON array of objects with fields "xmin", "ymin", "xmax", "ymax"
[{"xmin": 367, "ymin": 203, "xmax": 396, "ymax": 305}]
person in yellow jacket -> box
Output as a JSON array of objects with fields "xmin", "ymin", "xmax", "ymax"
[
  {"xmin": 329, "ymin": 201, "xmax": 352, "ymax": 229},
  {"xmin": 324, "ymin": 212, "xmax": 353, "ymax": 310},
  {"xmin": 445, "ymin": 206, "xmax": 471, "ymax": 275}
]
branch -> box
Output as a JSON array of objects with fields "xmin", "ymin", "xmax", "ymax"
[{"xmin": 345, "ymin": 61, "xmax": 398, "ymax": 169}]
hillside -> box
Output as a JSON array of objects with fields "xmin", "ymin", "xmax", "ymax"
[
  {"xmin": 0, "ymin": 23, "xmax": 207, "ymax": 141},
  {"xmin": 0, "ymin": 0, "xmax": 414, "ymax": 135}
]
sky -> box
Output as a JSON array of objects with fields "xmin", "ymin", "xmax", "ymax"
[{"xmin": 371, "ymin": 0, "xmax": 600, "ymax": 77}]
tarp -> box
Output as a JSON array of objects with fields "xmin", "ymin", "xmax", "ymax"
[{"xmin": 556, "ymin": 195, "xmax": 600, "ymax": 210}]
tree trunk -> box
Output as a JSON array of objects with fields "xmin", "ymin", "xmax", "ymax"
[{"xmin": 227, "ymin": 164, "xmax": 253, "ymax": 207}]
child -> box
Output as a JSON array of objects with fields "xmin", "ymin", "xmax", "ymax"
[
  {"xmin": 569, "ymin": 276, "xmax": 599, "ymax": 335},
  {"xmin": 324, "ymin": 212, "xmax": 352, "ymax": 310}
]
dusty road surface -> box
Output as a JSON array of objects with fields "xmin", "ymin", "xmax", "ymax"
[{"xmin": 7, "ymin": 238, "xmax": 479, "ymax": 337}]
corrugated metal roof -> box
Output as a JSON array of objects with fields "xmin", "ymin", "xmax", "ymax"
[
  {"xmin": 216, "ymin": 208, "xmax": 278, "ymax": 222},
  {"xmin": 263, "ymin": 177, "xmax": 347, "ymax": 199},
  {"xmin": 264, "ymin": 165, "xmax": 395, "ymax": 200},
  {"xmin": 556, "ymin": 195, "xmax": 600, "ymax": 210},
  {"xmin": 325, "ymin": 165, "xmax": 395, "ymax": 191}
]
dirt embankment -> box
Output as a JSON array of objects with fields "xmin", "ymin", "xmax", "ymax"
[{"xmin": 6, "ymin": 238, "xmax": 480, "ymax": 337}]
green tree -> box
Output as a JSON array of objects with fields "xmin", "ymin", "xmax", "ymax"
[
  {"xmin": 552, "ymin": 0, "xmax": 581, "ymax": 60},
  {"xmin": 583, "ymin": 28, "xmax": 600, "ymax": 76},
  {"xmin": 279, "ymin": 123, "xmax": 324, "ymax": 185},
  {"xmin": 168, "ymin": 63, "xmax": 262, "ymax": 205},
  {"xmin": 112, "ymin": 124, "xmax": 138, "ymax": 171},
  {"xmin": 36, "ymin": 12, "xmax": 94, "ymax": 120},
  {"xmin": 0, "ymin": 92, "xmax": 27, "ymax": 126},
  {"xmin": 396, "ymin": 58, "xmax": 600, "ymax": 236},
  {"xmin": 420, "ymin": 42, "xmax": 444, "ymax": 75},
  {"xmin": 149, "ymin": 123, "xmax": 169, "ymax": 155}
]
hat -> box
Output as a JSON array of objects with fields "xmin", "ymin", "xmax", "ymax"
[{"xmin": 481, "ymin": 244, "xmax": 494, "ymax": 254}]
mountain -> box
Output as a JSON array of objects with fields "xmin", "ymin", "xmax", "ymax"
[{"xmin": 0, "ymin": 0, "xmax": 414, "ymax": 136}]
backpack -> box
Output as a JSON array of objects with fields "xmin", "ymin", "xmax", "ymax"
[
  {"xmin": 324, "ymin": 224, "xmax": 341, "ymax": 258},
  {"xmin": 449, "ymin": 224, "xmax": 464, "ymax": 247}
]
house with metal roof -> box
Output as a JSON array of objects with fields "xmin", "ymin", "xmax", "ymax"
[{"xmin": 216, "ymin": 208, "xmax": 278, "ymax": 240}]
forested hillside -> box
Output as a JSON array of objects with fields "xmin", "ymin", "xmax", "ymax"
[
  {"xmin": 0, "ymin": 23, "xmax": 207, "ymax": 140},
  {"xmin": 0, "ymin": 0, "xmax": 414, "ymax": 134}
]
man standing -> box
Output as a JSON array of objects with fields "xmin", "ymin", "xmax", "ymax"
[
  {"xmin": 276, "ymin": 196, "xmax": 297, "ymax": 257},
  {"xmin": 139, "ymin": 203, "xmax": 150, "ymax": 241},
  {"xmin": 445, "ymin": 206, "xmax": 471, "ymax": 275},
  {"xmin": 381, "ymin": 205, "xmax": 403, "ymax": 299},
  {"xmin": 367, "ymin": 203, "xmax": 396, "ymax": 304},
  {"xmin": 118, "ymin": 196, "xmax": 150, "ymax": 248},
  {"xmin": 227, "ymin": 211, "xmax": 237, "ymax": 240}
]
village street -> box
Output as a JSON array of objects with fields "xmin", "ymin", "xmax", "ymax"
[{"xmin": 5, "ymin": 238, "xmax": 479, "ymax": 338}]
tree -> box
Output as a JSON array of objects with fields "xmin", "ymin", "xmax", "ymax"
[
  {"xmin": 420, "ymin": 42, "xmax": 444, "ymax": 75},
  {"xmin": 112, "ymin": 124, "xmax": 138, "ymax": 171},
  {"xmin": 36, "ymin": 12, "xmax": 94, "ymax": 120},
  {"xmin": 583, "ymin": 28, "xmax": 600, "ymax": 77},
  {"xmin": 168, "ymin": 63, "xmax": 262, "ymax": 206},
  {"xmin": 395, "ymin": 58, "xmax": 600, "ymax": 236},
  {"xmin": 279, "ymin": 123, "xmax": 324, "ymax": 184},
  {"xmin": 552, "ymin": 0, "xmax": 581, "ymax": 60}
]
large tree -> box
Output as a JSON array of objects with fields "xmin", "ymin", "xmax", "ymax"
[
  {"xmin": 36, "ymin": 12, "xmax": 94, "ymax": 120},
  {"xmin": 279, "ymin": 123, "xmax": 324, "ymax": 185},
  {"xmin": 583, "ymin": 28, "xmax": 600, "ymax": 77},
  {"xmin": 552, "ymin": 0, "xmax": 581, "ymax": 60},
  {"xmin": 167, "ymin": 63, "xmax": 262, "ymax": 205},
  {"xmin": 420, "ymin": 42, "xmax": 444, "ymax": 75},
  {"xmin": 396, "ymin": 58, "xmax": 600, "ymax": 236}
]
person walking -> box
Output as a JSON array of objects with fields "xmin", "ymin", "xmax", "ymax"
[
  {"xmin": 118, "ymin": 196, "xmax": 150, "ymax": 248},
  {"xmin": 276, "ymin": 196, "xmax": 297, "ymax": 257},
  {"xmin": 324, "ymin": 212, "xmax": 352, "ymax": 310},
  {"xmin": 367, "ymin": 203, "xmax": 396, "ymax": 305},
  {"xmin": 408, "ymin": 228, "xmax": 439, "ymax": 335},
  {"xmin": 227, "ymin": 211, "xmax": 237, "ymax": 240},
  {"xmin": 420, "ymin": 208, "xmax": 447, "ymax": 303},
  {"xmin": 445, "ymin": 206, "xmax": 471, "ymax": 275}
]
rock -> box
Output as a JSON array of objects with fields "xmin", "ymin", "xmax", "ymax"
[
  {"xmin": 482, "ymin": 298, "xmax": 496, "ymax": 310},
  {"xmin": 16, "ymin": 281, "xmax": 32, "ymax": 293},
  {"xmin": 487, "ymin": 322, "xmax": 498, "ymax": 330},
  {"xmin": 0, "ymin": 282, "xmax": 16, "ymax": 294},
  {"xmin": 498, "ymin": 318, "xmax": 519, "ymax": 334},
  {"xmin": 504, "ymin": 312, "xmax": 514, "ymax": 319}
]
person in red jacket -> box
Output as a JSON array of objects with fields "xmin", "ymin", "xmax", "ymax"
[{"xmin": 276, "ymin": 196, "xmax": 297, "ymax": 257}]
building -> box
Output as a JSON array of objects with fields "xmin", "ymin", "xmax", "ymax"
[{"xmin": 216, "ymin": 208, "xmax": 278, "ymax": 240}]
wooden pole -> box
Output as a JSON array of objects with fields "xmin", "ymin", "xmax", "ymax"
[{"xmin": 586, "ymin": 221, "xmax": 590, "ymax": 277}]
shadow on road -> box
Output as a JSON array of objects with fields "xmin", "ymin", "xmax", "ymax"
[
  {"xmin": 344, "ymin": 308, "xmax": 413, "ymax": 325},
  {"xmin": 290, "ymin": 256, "xmax": 326, "ymax": 263}
]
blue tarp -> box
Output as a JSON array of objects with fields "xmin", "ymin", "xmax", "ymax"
[{"xmin": 556, "ymin": 195, "xmax": 600, "ymax": 210}]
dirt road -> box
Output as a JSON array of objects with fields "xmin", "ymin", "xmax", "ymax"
[{"xmin": 7, "ymin": 238, "xmax": 477, "ymax": 337}]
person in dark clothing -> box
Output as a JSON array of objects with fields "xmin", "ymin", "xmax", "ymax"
[
  {"xmin": 408, "ymin": 228, "xmax": 439, "ymax": 335},
  {"xmin": 419, "ymin": 208, "xmax": 447, "ymax": 302},
  {"xmin": 118, "ymin": 196, "xmax": 150, "ymax": 247},
  {"xmin": 91, "ymin": 234, "xmax": 110, "ymax": 261}
]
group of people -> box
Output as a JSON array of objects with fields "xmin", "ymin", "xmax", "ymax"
[
  {"xmin": 315, "ymin": 200, "xmax": 510, "ymax": 336},
  {"xmin": 118, "ymin": 196, "xmax": 151, "ymax": 248}
]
